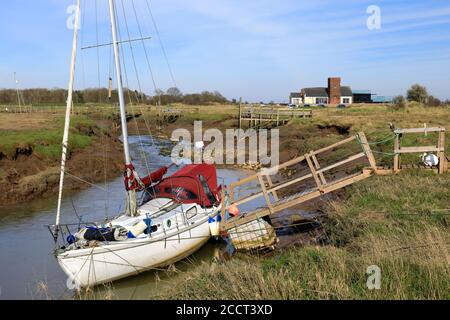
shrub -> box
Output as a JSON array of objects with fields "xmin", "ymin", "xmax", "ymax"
[{"xmin": 392, "ymin": 95, "xmax": 407, "ymax": 110}]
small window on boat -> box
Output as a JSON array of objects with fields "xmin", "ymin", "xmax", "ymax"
[
  {"xmin": 164, "ymin": 186, "xmax": 197, "ymax": 201},
  {"xmin": 186, "ymin": 206, "xmax": 197, "ymax": 220}
]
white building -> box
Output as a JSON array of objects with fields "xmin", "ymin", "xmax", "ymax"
[{"xmin": 291, "ymin": 77, "xmax": 353, "ymax": 106}]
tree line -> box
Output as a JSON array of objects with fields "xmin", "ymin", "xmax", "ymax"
[
  {"xmin": 0, "ymin": 87, "xmax": 229, "ymax": 105},
  {"xmin": 393, "ymin": 84, "xmax": 449, "ymax": 109}
]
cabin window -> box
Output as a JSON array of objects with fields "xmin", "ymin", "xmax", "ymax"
[
  {"xmin": 165, "ymin": 187, "xmax": 197, "ymax": 201},
  {"xmin": 198, "ymin": 175, "xmax": 217, "ymax": 206},
  {"xmin": 186, "ymin": 206, "xmax": 198, "ymax": 220},
  {"xmin": 343, "ymin": 98, "xmax": 350, "ymax": 104}
]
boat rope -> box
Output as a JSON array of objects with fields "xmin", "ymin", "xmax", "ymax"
[
  {"xmin": 144, "ymin": 0, "xmax": 177, "ymax": 88},
  {"xmin": 79, "ymin": 0, "xmax": 87, "ymax": 89},
  {"xmin": 118, "ymin": 0, "xmax": 145, "ymax": 103},
  {"xmin": 130, "ymin": 0, "xmax": 160, "ymax": 104},
  {"xmin": 65, "ymin": 171, "xmax": 108, "ymax": 192},
  {"xmin": 94, "ymin": 0, "xmax": 101, "ymax": 100},
  {"xmin": 114, "ymin": 2, "xmax": 139, "ymax": 104}
]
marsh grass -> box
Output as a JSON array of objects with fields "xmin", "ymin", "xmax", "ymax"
[
  {"xmin": 0, "ymin": 115, "xmax": 97, "ymax": 160},
  {"xmin": 163, "ymin": 171, "xmax": 450, "ymax": 300}
]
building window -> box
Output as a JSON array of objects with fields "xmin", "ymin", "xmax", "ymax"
[
  {"xmin": 343, "ymin": 98, "xmax": 350, "ymax": 104},
  {"xmin": 316, "ymin": 98, "xmax": 328, "ymax": 104}
]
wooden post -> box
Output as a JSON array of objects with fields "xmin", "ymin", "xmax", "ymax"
[
  {"xmin": 305, "ymin": 152, "xmax": 324, "ymax": 192},
  {"xmin": 311, "ymin": 153, "xmax": 327, "ymax": 185},
  {"xmin": 259, "ymin": 112, "xmax": 262, "ymax": 129},
  {"xmin": 238, "ymin": 97, "xmax": 242, "ymax": 131},
  {"xmin": 258, "ymin": 174, "xmax": 274, "ymax": 213},
  {"xmin": 276, "ymin": 109, "xmax": 280, "ymax": 127},
  {"xmin": 265, "ymin": 174, "xmax": 279, "ymax": 201},
  {"xmin": 394, "ymin": 133, "xmax": 400, "ymax": 172},
  {"xmin": 438, "ymin": 129, "xmax": 447, "ymax": 174},
  {"xmin": 358, "ymin": 132, "xmax": 378, "ymax": 173}
]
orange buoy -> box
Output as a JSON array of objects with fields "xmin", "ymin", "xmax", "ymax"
[{"xmin": 228, "ymin": 205, "xmax": 240, "ymax": 217}]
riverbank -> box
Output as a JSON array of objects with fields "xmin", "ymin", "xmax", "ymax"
[
  {"xmin": 0, "ymin": 113, "xmax": 123, "ymax": 205},
  {"xmin": 1, "ymin": 103, "xmax": 449, "ymax": 300},
  {"xmin": 161, "ymin": 170, "xmax": 450, "ymax": 300}
]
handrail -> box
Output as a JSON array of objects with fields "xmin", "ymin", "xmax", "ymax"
[{"xmin": 225, "ymin": 133, "xmax": 370, "ymax": 211}]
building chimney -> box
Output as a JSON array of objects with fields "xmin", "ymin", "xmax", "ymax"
[{"xmin": 328, "ymin": 77, "xmax": 341, "ymax": 104}]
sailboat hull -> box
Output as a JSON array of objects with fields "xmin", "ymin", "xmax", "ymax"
[{"xmin": 57, "ymin": 217, "xmax": 210, "ymax": 287}]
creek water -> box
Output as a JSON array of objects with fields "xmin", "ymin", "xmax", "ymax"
[{"xmin": 0, "ymin": 136, "xmax": 264, "ymax": 300}]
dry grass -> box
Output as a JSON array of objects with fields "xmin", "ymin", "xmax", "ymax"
[
  {"xmin": 0, "ymin": 113, "xmax": 60, "ymax": 131},
  {"xmin": 162, "ymin": 171, "xmax": 450, "ymax": 300}
]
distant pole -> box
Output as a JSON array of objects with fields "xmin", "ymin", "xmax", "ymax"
[
  {"xmin": 14, "ymin": 72, "xmax": 22, "ymax": 113},
  {"xmin": 238, "ymin": 97, "xmax": 242, "ymax": 130}
]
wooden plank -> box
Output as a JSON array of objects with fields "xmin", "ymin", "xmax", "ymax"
[
  {"xmin": 272, "ymin": 170, "xmax": 373, "ymax": 213},
  {"xmin": 223, "ymin": 170, "xmax": 373, "ymax": 230},
  {"xmin": 267, "ymin": 172, "xmax": 313, "ymax": 193},
  {"xmin": 316, "ymin": 152, "xmax": 366, "ymax": 175},
  {"xmin": 311, "ymin": 153, "xmax": 327, "ymax": 185},
  {"xmin": 394, "ymin": 134, "xmax": 400, "ymax": 172},
  {"xmin": 438, "ymin": 131, "xmax": 447, "ymax": 174},
  {"xmin": 229, "ymin": 176, "xmax": 257, "ymax": 190},
  {"xmin": 230, "ymin": 191, "xmax": 264, "ymax": 207},
  {"xmin": 223, "ymin": 208, "xmax": 271, "ymax": 230},
  {"xmin": 258, "ymin": 174, "xmax": 274, "ymax": 214},
  {"xmin": 264, "ymin": 175, "xmax": 279, "ymax": 201},
  {"xmin": 312, "ymin": 135, "xmax": 357, "ymax": 156},
  {"xmin": 396, "ymin": 146, "xmax": 443, "ymax": 154},
  {"xmin": 305, "ymin": 152, "xmax": 323, "ymax": 192},
  {"xmin": 395, "ymin": 127, "xmax": 444, "ymax": 134},
  {"xmin": 357, "ymin": 132, "xmax": 378, "ymax": 172}
]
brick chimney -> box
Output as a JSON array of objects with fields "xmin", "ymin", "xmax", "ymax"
[{"xmin": 328, "ymin": 77, "xmax": 341, "ymax": 104}]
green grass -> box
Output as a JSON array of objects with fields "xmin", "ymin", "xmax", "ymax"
[
  {"xmin": 162, "ymin": 171, "xmax": 450, "ymax": 300},
  {"xmin": 0, "ymin": 115, "xmax": 96, "ymax": 160}
]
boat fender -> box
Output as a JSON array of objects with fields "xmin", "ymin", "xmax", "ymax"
[
  {"xmin": 228, "ymin": 205, "xmax": 240, "ymax": 217},
  {"xmin": 67, "ymin": 234, "xmax": 76, "ymax": 244},
  {"xmin": 208, "ymin": 214, "xmax": 222, "ymax": 237},
  {"xmin": 420, "ymin": 153, "xmax": 439, "ymax": 167}
]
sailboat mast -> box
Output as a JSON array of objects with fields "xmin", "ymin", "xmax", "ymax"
[
  {"xmin": 55, "ymin": 0, "xmax": 81, "ymax": 226},
  {"xmin": 108, "ymin": 0, "xmax": 137, "ymax": 215},
  {"xmin": 108, "ymin": 0, "xmax": 131, "ymax": 164}
]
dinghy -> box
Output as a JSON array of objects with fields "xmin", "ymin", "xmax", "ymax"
[{"xmin": 48, "ymin": 0, "xmax": 222, "ymax": 287}]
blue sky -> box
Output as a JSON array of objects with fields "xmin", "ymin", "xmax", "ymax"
[{"xmin": 1, "ymin": 0, "xmax": 450, "ymax": 102}]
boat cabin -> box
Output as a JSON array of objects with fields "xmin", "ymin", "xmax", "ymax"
[{"xmin": 142, "ymin": 164, "xmax": 221, "ymax": 208}]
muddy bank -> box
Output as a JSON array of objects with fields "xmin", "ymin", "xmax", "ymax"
[{"xmin": 0, "ymin": 125, "xmax": 123, "ymax": 206}]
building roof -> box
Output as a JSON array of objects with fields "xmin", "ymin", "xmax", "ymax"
[
  {"xmin": 340, "ymin": 86, "xmax": 353, "ymax": 96},
  {"xmin": 352, "ymin": 90, "xmax": 372, "ymax": 95},
  {"xmin": 289, "ymin": 92, "xmax": 302, "ymax": 98},
  {"xmin": 301, "ymin": 87, "xmax": 328, "ymax": 97},
  {"xmin": 301, "ymin": 86, "xmax": 353, "ymax": 97},
  {"xmin": 371, "ymin": 95, "xmax": 394, "ymax": 103}
]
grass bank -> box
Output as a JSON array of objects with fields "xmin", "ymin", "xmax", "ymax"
[
  {"xmin": 162, "ymin": 171, "xmax": 449, "ymax": 300},
  {"xmin": 0, "ymin": 112, "xmax": 123, "ymax": 205}
]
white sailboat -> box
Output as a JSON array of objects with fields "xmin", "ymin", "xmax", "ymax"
[{"xmin": 50, "ymin": 0, "xmax": 222, "ymax": 288}]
